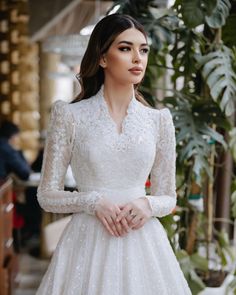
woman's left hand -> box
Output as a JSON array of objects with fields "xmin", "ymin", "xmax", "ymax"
[{"xmin": 116, "ymin": 197, "xmax": 152, "ymax": 230}]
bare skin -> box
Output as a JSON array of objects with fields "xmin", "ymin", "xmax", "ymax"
[{"xmin": 95, "ymin": 28, "xmax": 152, "ymax": 237}]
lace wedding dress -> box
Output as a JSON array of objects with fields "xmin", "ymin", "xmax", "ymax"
[{"xmin": 36, "ymin": 86, "xmax": 192, "ymax": 295}]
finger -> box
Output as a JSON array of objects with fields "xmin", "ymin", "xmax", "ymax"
[
  {"xmin": 130, "ymin": 214, "xmax": 142, "ymax": 225},
  {"xmin": 111, "ymin": 215, "xmax": 123, "ymax": 236},
  {"xmin": 120, "ymin": 218, "xmax": 130, "ymax": 233},
  {"xmin": 106, "ymin": 217, "xmax": 120, "ymax": 237},
  {"xmin": 132, "ymin": 218, "xmax": 146, "ymax": 230},
  {"xmin": 126, "ymin": 214, "xmax": 134, "ymax": 226},
  {"xmin": 114, "ymin": 205, "xmax": 122, "ymax": 214},
  {"xmin": 101, "ymin": 217, "xmax": 115, "ymax": 236},
  {"xmin": 114, "ymin": 220, "xmax": 125, "ymax": 236},
  {"xmin": 116, "ymin": 205, "xmax": 132, "ymax": 222}
]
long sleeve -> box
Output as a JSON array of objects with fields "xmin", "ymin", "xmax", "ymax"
[
  {"xmin": 7, "ymin": 148, "xmax": 31, "ymax": 180},
  {"xmin": 37, "ymin": 100, "xmax": 102, "ymax": 215},
  {"xmin": 145, "ymin": 108, "xmax": 177, "ymax": 217}
]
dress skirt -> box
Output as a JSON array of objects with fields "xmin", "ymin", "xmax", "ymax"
[{"xmin": 36, "ymin": 212, "xmax": 191, "ymax": 295}]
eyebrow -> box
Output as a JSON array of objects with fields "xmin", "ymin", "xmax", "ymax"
[{"xmin": 117, "ymin": 41, "xmax": 149, "ymax": 46}]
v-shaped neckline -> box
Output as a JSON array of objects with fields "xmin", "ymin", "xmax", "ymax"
[{"xmin": 98, "ymin": 85, "xmax": 137, "ymax": 136}]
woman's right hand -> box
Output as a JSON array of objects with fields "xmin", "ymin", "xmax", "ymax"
[{"xmin": 95, "ymin": 198, "xmax": 130, "ymax": 237}]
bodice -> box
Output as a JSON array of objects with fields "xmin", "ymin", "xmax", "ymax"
[
  {"xmin": 68, "ymin": 87, "xmax": 158, "ymax": 192},
  {"xmin": 37, "ymin": 85, "xmax": 177, "ymax": 217}
]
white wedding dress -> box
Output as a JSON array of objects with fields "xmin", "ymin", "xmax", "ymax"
[{"xmin": 36, "ymin": 86, "xmax": 192, "ymax": 295}]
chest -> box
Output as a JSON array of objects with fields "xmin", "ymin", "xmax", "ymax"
[{"xmin": 72, "ymin": 111, "xmax": 157, "ymax": 167}]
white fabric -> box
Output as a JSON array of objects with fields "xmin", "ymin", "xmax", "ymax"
[{"xmin": 36, "ymin": 86, "xmax": 192, "ymax": 294}]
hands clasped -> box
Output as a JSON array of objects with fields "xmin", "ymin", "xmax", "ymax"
[{"xmin": 95, "ymin": 197, "xmax": 152, "ymax": 237}]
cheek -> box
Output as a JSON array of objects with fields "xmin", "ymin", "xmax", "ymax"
[
  {"xmin": 107, "ymin": 53, "xmax": 129, "ymax": 66},
  {"xmin": 142, "ymin": 56, "xmax": 148, "ymax": 67}
]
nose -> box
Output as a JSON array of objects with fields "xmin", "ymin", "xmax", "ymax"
[{"xmin": 132, "ymin": 50, "xmax": 141, "ymax": 64}]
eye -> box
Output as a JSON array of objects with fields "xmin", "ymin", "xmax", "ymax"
[
  {"xmin": 140, "ymin": 47, "xmax": 149, "ymax": 54},
  {"xmin": 118, "ymin": 47, "xmax": 131, "ymax": 52}
]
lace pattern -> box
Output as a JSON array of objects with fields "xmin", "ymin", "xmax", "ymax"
[
  {"xmin": 37, "ymin": 101, "xmax": 102, "ymax": 215},
  {"xmin": 38, "ymin": 87, "xmax": 177, "ymax": 218},
  {"xmin": 36, "ymin": 88, "xmax": 191, "ymax": 295},
  {"xmin": 145, "ymin": 108, "xmax": 177, "ymax": 217}
]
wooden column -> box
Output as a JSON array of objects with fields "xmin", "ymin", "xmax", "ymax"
[
  {"xmin": 0, "ymin": 0, "xmax": 39, "ymax": 162},
  {"xmin": 39, "ymin": 48, "xmax": 59, "ymax": 132}
]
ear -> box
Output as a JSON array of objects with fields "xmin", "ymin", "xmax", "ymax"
[{"xmin": 99, "ymin": 55, "xmax": 107, "ymax": 68}]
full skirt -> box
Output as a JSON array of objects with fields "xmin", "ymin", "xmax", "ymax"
[{"xmin": 36, "ymin": 213, "xmax": 192, "ymax": 295}]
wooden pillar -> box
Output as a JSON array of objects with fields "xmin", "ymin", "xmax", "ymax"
[
  {"xmin": 39, "ymin": 48, "xmax": 59, "ymax": 132},
  {"xmin": 0, "ymin": 0, "xmax": 39, "ymax": 162},
  {"xmin": 215, "ymin": 142, "xmax": 233, "ymax": 234},
  {"xmin": 0, "ymin": 1, "xmax": 11, "ymax": 120}
]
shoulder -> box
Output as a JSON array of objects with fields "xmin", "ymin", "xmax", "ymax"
[
  {"xmin": 68, "ymin": 97, "xmax": 96, "ymax": 112},
  {"xmin": 0, "ymin": 140, "xmax": 21, "ymax": 161},
  {"xmin": 148, "ymin": 107, "xmax": 173, "ymax": 124},
  {"xmin": 159, "ymin": 108, "xmax": 173, "ymax": 123},
  {"xmin": 0, "ymin": 139, "xmax": 13, "ymax": 154},
  {"xmin": 137, "ymin": 102, "xmax": 173, "ymax": 122},
  {"xmin": 67, "ymin": 96, "xmax": 99, "ymax": 123},
  {"xmin": 49, "ymin": 100, "xmax": 75, "ymax": 129},
  {"xmin": 142, "ymin": 105, "xmax": 175, "ymax": 134},
  {"xmin": 50, "ymin": 100, "xmax": 71, "ymax": 118}
]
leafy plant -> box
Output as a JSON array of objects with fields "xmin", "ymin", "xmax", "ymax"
[
  {"xmin": 109, "ymin": 0, "xmax": 236, "ymax": 291},
  {"xmin": 176, "ymin": 250, "xmax": 207, "ymax": 294},
  {"xmin": 195, "ymin": 45, "xmax": 236, "ymax": 116},
  {"xmin": 165, "ymin": 91, "xmax": 228, "ymax": 180},
  {"xmin": 175, "ymin": 0, "xmax": 231, "ymax": 29},
  {"xmin": 205, "ymin": 0, "xmax": 231, "ymax": 28}
]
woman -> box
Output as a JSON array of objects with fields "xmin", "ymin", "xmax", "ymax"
[{"xmin": 37, "ymin": 14, "xmax": 191, "ymax": 295}]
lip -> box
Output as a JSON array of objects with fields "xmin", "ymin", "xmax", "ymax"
[{"xmin": 129, "ymin": 67, "xmax": 143, "ymax": 72}]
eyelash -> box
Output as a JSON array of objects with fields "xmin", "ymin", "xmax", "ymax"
[
  {"xmin": 141, "ymin": 48, "xmax": 149, "ymax": 54},
  {"xmin": 118, "ymin": 47, "xmax": 149, "ymax": 54}
]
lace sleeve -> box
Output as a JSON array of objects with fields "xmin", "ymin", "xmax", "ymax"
[
  {"xmin": 145, "ymin": 108, "xmax": 177, "ymax": 217},
  {"xmin": 37, "ymin": 100, "xmax": 102, "ymax": 215}
]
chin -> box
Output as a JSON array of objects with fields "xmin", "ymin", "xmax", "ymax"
[
  {"xmin": 118, "ymin": 76, "xmax": 143, "ymax": 86},
  {"xmin": 128, "ymin": 77, "xmax": 143, "ymax": 85},
  {"xmin": 133, "ymin": 78, "xmax": 143, "ymax": 85}
]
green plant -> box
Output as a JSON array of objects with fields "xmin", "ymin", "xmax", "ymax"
[{"xmin": 109, "ymin": 0, "xmax": 236, "ymax": 292}]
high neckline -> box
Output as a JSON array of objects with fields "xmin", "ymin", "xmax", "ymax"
[
  {"xmin": 95, "ymin": 85, "xmax": 138, "ymax": 136},
  {"xmin": 96, "ymin": 85, "xmax": 138, "ymax": 114}
]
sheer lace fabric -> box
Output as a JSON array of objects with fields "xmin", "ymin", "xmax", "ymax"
[{"xmin": 36, "ymin": 86, "xmax": 191, "ymax": 295}]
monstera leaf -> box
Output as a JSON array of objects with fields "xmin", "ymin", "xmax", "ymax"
[
  {"xmin": 205, "ymin": 0, "xmax": 231, "ymax": 28},
  {"xmin": 176, "ymin": 0, "xmax": 230, "ymax": 29},
  {"xmin": 170, "ymin": 28, "xmax": 201, "ymax": 80},
  {"xmin": 176, "ymin": 0, "xmax": 216, "ymax": 28},
  {"xmin": 195, "ymin": 45, "xmax": 236, "ymax": 116},
  {"xmin": 164, "ymin": 92, "xmax": 228, "ymax": 181}
]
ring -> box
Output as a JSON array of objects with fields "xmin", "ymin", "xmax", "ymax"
[{"xmin": 130, "ymin": 211, "xmax": 136, "ymax": 218}]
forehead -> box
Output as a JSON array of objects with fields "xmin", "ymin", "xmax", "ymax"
[{"xmin": 113, "ymin": 28, "xmax": 147, "ymax": 44}]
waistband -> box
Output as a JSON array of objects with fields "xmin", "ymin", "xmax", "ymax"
[{"xmin": 78, "ymin": 185, "xmax": 146, "ymax": 204}]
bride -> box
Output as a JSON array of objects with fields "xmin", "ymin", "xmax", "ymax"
[{"xmin": 36, "ymin": 13, "xmax": 192, "ymax": 295}]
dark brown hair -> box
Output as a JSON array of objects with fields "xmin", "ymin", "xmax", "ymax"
[{"xmin": 72, "ymin": 14, "xmax": 149, "ymax": 106}]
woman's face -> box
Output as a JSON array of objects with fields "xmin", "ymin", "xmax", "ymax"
[{"xmin": 100, "ymin": 28, "xmax": 149, "ymax": 85}]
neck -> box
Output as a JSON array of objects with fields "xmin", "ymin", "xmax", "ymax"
[{"xmin": 103, "ymin": 80, "xmax": 134, "ymax": 113}]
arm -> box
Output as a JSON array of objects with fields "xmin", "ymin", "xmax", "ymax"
[
  {"xmin": 37, "ymin": 100, "xmax": 102, "ymax": 215},
  {"xmin": 145, "ymin": 108, "xmax": 177, "ymax": 217},
  {"xmin": 7, "ymin": 148, "xmax": 31, "ymax": 180}
]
